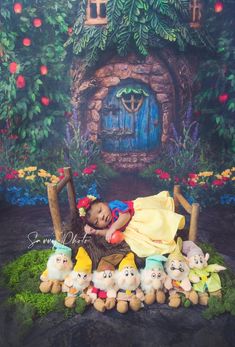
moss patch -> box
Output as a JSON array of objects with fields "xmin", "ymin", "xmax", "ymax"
[{"xmin": 0, "ymin": 249, "xmax": 86, "ymax": 345}]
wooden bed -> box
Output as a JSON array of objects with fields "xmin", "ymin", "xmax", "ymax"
[{"xmin": 47, "ymin": 167, "xmax": 200, "ymax": 244}]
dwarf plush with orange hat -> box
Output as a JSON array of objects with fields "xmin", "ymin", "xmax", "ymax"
[
  {"xmin": 115, "ymin": 252, "xmax": 144, "ymax": 313},
  {"xmin": 39, "ymin": 240, "xmax": 73, "ymax": 294},
  {"xmin": 141, "ymin": 255, "xmax": 167, "ymax": 305},
  {"xmin": 63, "ymin": 247, "xmax": 93, "ymax": 308},
  {"xmin": 164, "ymin": 238, "xmax": 198, "ymax": 308},
  {"xmin": 87, "ymin": 254, "xmax": 124, "ymax": 313}
]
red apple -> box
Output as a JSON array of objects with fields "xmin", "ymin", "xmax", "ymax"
[
  {"xmin": 40, "ymin": 65, "xmax": 48, "ymax": 75},
  {"xmin": 22, "ymin": 38, "xmax": 31, "ymax": 46},
  {"xmin": 41, "ymin": 96, "xmax": 50, "ymax": 106},
  {"xmin": 13, "ymin": 3, "xmax": 22, "ymax": 14},
  {"xmin": 110, "ymin": 230, "xmax": 124, "ymax": 244},
  {"xmin": 16, "ymin": 75, "xmax": 26, "ymax": 89},
  {"xmin": 33, "ymin": 18, "xmax": 42, "ymax": 27},
  {"xmin": 218, "ymin": 93, "xmax": 228, "ymax": 103},
  {"xmin": 9, "ymin": 62, "xmax": 18, "ymax": 74},
  {"xmin": 214, "ymin": 1, "xmax": 223, "ymax": 13}
]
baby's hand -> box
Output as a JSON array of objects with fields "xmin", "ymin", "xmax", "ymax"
[
  {"xmin": 84, "ymin": 224, "xmax": 97, "ymax": 235},
  {"xmin": 105, "ymin": 227, "xmax": 115, "ymax": 243}
]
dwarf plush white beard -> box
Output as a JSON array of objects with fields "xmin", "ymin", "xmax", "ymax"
[
  {"xmin": 92, "ymin": 271, "xmax": 116, "ymax": 290},
  {"xmin": 47, "ymin": 255, "xmax": 73, "ymax": 281},
  {"xmin": 70, "ymin": 271, "xmax": 92, "ymax": 291},
  {"xmin": 165, "ymin": 260, "xmax": 190, "ymax": 281},
  {"xmin": 115, "ymin": 269, "xmax": 140, "ymax": 291},
  {"xmin": 140, "ymin": 269, "xmax": 164, "ymax": 293}
]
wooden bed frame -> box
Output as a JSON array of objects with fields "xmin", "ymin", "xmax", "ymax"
[{"xmin": 47, "ymin": 167, "xmax": 200, "ymax": 243}]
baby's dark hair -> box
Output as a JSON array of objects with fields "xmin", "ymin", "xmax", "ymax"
[{"xmin": 85, "ymin": 198, "xmax": 103, "ymax": 228}]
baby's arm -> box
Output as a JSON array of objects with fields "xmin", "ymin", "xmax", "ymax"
[{"xmin": 105, "ymin": 212, "xmax": 131, "ymax": 242}]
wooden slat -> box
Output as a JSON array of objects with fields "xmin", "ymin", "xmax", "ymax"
[
  {"xmin": 57, "ymin": 176, "xmax": 70, "ymax": 193},
  {"xmin": 189, "ymin": 203, "xmax": 200, "ymax": 242},
  {"xmin": 64, "ymin": 167, "xmax": 77, "ymax": 214},
  {"xmin": 47, "ymin": 184, "xmax": 63, "ymax": 241}
]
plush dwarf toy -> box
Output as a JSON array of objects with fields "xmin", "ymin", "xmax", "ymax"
[
  {"xmin": 63, "ymin": 247, "xmax": 93, "ymax": 308},
  {"xmin": 87, "ymin": 254, "xmax": 124, "ymax": 313},
  {"xmin": 115, "ymin": 252, "xmax": 144, "ymax": 314},
  {"xmin": 39, "ymin": 240, "xmax": 73, "ymax": 294},
  {"xmin": 182, "ymin": 241, "xmax": 226, "ymax": 305},
  {"xmin": 141, "ymin": 255, "xmax": 167, "ymax": 305},
  {"xmin": 164, "ymin": 238, "xmax": 198, "ymax": 308}
]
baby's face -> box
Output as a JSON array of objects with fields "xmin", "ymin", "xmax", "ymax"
[{"xmin": 87, "ymin": 202, "xmax": 112, "ymax": 228}]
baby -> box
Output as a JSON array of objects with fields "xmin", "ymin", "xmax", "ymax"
[{"xmin": 77, "ymin": 192, "xmax": 185, "ymax": 258}]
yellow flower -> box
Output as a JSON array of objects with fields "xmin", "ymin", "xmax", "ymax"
[
  {"xmin": 198, "ymin": 171, "xmax": 213, "ymax": 177},
  {"xmin": 44, "ymin": 182, "xmax": 49, "ymax": 186},
  {"xmin": 221, "ymin": 169, "xmax": 231, "ymax": 177},
  {"xmin": 25, "ymin": 175, "xmax": 36, "ymax": 180},
  {"xmin": 216, "ymin": 174, "xmax": 222, "ymax": 179},
  {"xmin": 232, "ymin": 177, "xmax": 235, "ymax": 181},
  {"xmin": 50, "ymin": 175, "xmax": 59, "ymax": 183},
  {"xmin": 79, "ymin": 207, "xmax": 86, "ymax": 217},
  {"xmin": 18, "ymin": 173, "xmax": 25, "ymax": 178},
  {"xmin": 87, "ymin": 195, "xmax": 97, "ymax": 201},
  {"xmin": 24, "ymin": 166, "xmax": 37, "ymax": 172},
  {"xmin": 18, "ymin": 169, "xmax": 25, "ymax": 175},
  {"xmin": 231, "ymin": 167, "xmax": 235, "ymax": 171},
  {"xmin": 38, "ymin": 171, "xmax": 51, "ymax": 178}
]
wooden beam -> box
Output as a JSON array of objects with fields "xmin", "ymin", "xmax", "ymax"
[
  {"xmin": 47, "ymin": 184, "xmax": 63, "ymax": 242},
  {"xmin": 64, "ymin": 167, "xmax": 77, "ymax": 214},
  {"xmin": 189, "ymin": 203, "xmax": 200, "ymax": 242}
]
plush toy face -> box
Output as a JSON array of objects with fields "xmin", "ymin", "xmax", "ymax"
[
  {"xmin": 141, "ymin": 268, "xmax": 165, "ymax": 291},
  {"xmin": 70, "ymin": 271, "xmax": 92, "ymax": 290},
  {"xmin": 116, "ymin": 267, "xmax": 140, "ymax": 290},
  {"xmin": 47, "ymin": 253, "xmax": 73, "ymax": 280},
  {"xmin": 165, "ymin": 259, "xmax": 189, "ymax": 281},
  {"xmin": 92, "ymin": 270, "xmax": 116, "ymax": 290},
  {"xmin": 188, "ymin": 253, "xmax": 209, "ymax": 269}
]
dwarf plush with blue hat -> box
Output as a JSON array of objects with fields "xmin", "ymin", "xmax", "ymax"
[
  {"xmin": 39, "ymin": 240, "xmax": 73, "ymax": 294},
  {"xmin": 141, "ymin": 255, "xmax": 167, "ymax": 305}
]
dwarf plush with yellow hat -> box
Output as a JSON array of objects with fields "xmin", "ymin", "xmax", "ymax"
[
  {"xmin": 87, "ymin": 254, "xmax": 124, "ymax": 313},
  {"xmin": 63, "ymin": 247, "xmax": 93, "ymax": 308},
  {"xmin": 164, "ymin": 238, "xmax": 198, "ymax": 308},
  {"xmin": 115, "ymin": 253, "xmax": 144, "ymax": 313},
  {"xmin": 140, "ymin": 255, "xmax": 167, "ymax": 305},
  {"xmin": 39, "ymin": 240, "xmax": 73, "ymax": 294}
]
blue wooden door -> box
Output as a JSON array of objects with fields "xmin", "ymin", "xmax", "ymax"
[{"xmin": 101, "ymin": 81, "xmax": 161, "ymax": 152}]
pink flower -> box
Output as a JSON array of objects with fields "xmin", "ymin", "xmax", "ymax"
[
  {"xmin": 83, "ymin": 167, "xmax": 94, "ymax": 175},
  {"xmin": 174, "ymin": 176, "xmax": 180, "ymax": 183},
  {"xmin": 73, "ymin": 171, "xmax": 79, "ymax": 177},
  {"xmin": 222, "ymin": 176, "xmax": 229, "ymax": 182},
  {"xmin": 188, "ymin": 180, "xmax": 197, "ymax": 187},
  {"xmin": 212, "ymin": 179, "xmax": 224, "ymax": 186},
  {"xmin": 88, "ymin": 164, "xmax": 97, "ymax": 170},
  {"xmin": 59, "ymin": 175, "xmax": 65, "ymax": 181},
  {"xmin": 5, "ymin": 173, "xmax": 16, "ymax": 180},
  {"xmin": 188, "ymin": 173, "xmax": 197, "ymax": 179},
  {"xmin": 154, "ymin": 169, "xmax": 163, "ymax": 175},
  {"xmin": 159, "ymin": 172, "xmax": 170, "ymax": 180},
  {"xmin": 57, "ymin": 168, "xmax": 64, "ymax": 174}
]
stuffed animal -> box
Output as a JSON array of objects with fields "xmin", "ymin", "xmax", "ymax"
[
  {"xmin": 141, "ymin": 255, "xmax": 167, "ymax": 305},
  {"xmin": 87, "ymin": 254, "xmax": 124, "ymax": 313},
  {"xmin": 164, "ymin": 238, "xmax": 198, "ymax": 308},
  {"xmin": 63, "ymin": 247, "xmax": 92, "ymax": 308},
  {"xmin": 183, "ymin": 241, "xmax": 226, "ymax": 305},
  {"xmin": 39, "ymin": 240, "xmax": 73, "ymax": 294},
  {"xmin": 115, "ymin": 252, "xmax": 144, "ymax": 313}
]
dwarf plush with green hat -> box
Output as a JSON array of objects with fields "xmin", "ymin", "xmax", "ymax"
[
  {"xmin": 87, "ymin": 253, "xmax": 124, "ymax": 313},
  {"xmin": 115, "ymin": 253, "xmax": 144, "ymax": 314},
  {"xmin": 39, "ymin": 240, "xmax": 73, "ymax": 294},
  {"xmin": 164, "ymin": 238, "xmax": 198, "ymax": 308},
  {"xmin": 63, "ymin": 247, "xmax": 93, "ymax": 308},
  {"xmin": 140, "ymin": 255, "xmax": 167, "ymax": 305}
]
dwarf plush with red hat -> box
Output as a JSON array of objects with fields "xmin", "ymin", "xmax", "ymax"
[
  {"xmin": 141, "ymin": 255, "xmax": 167, "ymax": 305},
  {"xmin": 115, "ymin": 252, "xmax": 144, "ymax": 313},
  {"xmin": 63, "ymin": 247, "xmax": 93, "ymax": 308},
  {"xmin": 164, "ymin": 238, "xmax": 198, "ymax": 308},
  {"xmin": 87, "ymin": 254, "xmax": 124, "ymax": 313},
  {"xmin": 39, "ymin": 240, "xmax": 73, "ymax": 294}
]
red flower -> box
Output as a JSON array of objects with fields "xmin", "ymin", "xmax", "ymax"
[
  {"xmin": 155, "ymin": 169, "xmax": 163, "ymax": 175},
  {"xmin": 67, "ymin": 27, "xmax": 73, "ymax": 35},
  {"xmin": 57, "ymin": 168, "xmax": 64, "ymax": 174},
  {"xmin": 41, "ymin": 96, "xmax": 50, "ymax": 106},
  {"xmin": 83, "ymin": 167, "xmax": 94, "ymax": 175},
  {"xmin": 159, "ymin": 172, "xmax": 170, "ymax": 180},
  {"xmin": 40, "ymin": 65, "xmax": 48, "ymax": 75},
  {"xmin": 59, "ymin": 175, "xmax": 65, "ymax": 181},
  {"xmin": 73, "ymin": 171, "xmax": 79, "ymax": 177},
  {"xmin": 174, "ymin": 176, "xmax": 180, "ymax": 183},
  {"xmin": 212, "ymin": 179, "xmax": 224, "ymax": 186},
  {"xmin": 10, "ymin": 169, "xmax": 18, "ymax": 175},
  {"xmin": 22, "ymin": 38, "xmax": 31, "ymax": 46},
  {"xmin": 16, "ymin": 75, "xmax": 26, "ymax": 88},
  {"xmin": 188, "ymin": 173, "xmax": 197, "ymax": 179},
  {"xmin": 222, "ymin": 176, "xmax": 229, "ymax": 181},
  {"xmin": 13, "ymin": 3, "xmax": 22, "ymax": 14},
  {"xmin": 88, "ymin": 164, "xmax": 97, "ymax": 170},
  {"xmin": 33, "ymin": 18, "xmax": 42, "ymax": 27},
  {"xmin": 188, "ymin": 180, "xmax": 197, "ymax": 187},
  {"xmin": 8, "ymin": 134, "xmax": 18, "ymax": 140},
  {"xmin": 9, "ymin": 62, "xmax": 18, "ymax": 74},
  {"xmin": 77, "ymin": 197, "xmax": 91, "ymax": 209},
  {"xmin": 5, "ymin": 173, "xmax": 16, "ymax": 180}
]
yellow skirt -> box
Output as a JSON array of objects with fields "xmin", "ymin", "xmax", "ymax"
[{"xmin": 123, "ymin": 191, "xmax": 185, "ymax": 257}]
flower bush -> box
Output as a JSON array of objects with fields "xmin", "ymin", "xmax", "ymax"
[{"xmin": 141, "ymin": 166, "xmax": 235, "ymax": 208}]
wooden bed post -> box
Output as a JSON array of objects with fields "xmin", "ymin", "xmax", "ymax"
[
  {"xmin": 47, "ymin": 184, "xmax": 63, "ymax": 242},
  {"xmin": 173, "ymin": 184, "xmax": 200, "ymax": 242}
]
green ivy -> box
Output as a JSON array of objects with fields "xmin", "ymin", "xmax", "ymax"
[{"xmin": 67, "ymin": 0, "xmax": 213, "ymax": 66}]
